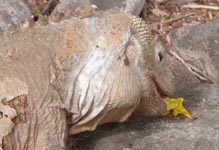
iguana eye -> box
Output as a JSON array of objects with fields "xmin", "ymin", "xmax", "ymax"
[{"xmin": 154, "ymin": 42, "xmax": 165, "ymax": 63}]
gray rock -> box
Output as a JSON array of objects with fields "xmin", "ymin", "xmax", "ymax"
[
  {"xmin": 167, "ymin": 54, "xmax": 200, "ymax": 91},
  {"xmin": 0, "ymin": 0, "xmax": 32, "ymax": 30},
  {"xmin": 69, "ymin": 84, "xmax": 219, "ymax": 150},
  {"xmin": 170, "ymin": 22, "xmax": 219, "ymax": 84},
  {"xmin": 57, "ymin": 0, "xmax": 145, "ymax": 16}
]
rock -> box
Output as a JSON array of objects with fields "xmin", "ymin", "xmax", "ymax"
[
  {"xmin": 56, "ymin": 0, "xmax": 145, "ymax": 16},
  {"xmin": 167, "ymin": 54, "xmax": 200, "ymax": 91},
  {"xmin": 169, "ymin": 22, "xmax": 219, "ymax": 84},
  {"xmin": 0, "ymin": 0, "xmax": 32, "ymax": 31},
  {"xmin": 69, "ymin": 84, "xmax": 219, "ymax": 150}
]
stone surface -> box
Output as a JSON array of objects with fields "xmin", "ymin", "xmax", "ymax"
[
  {"xmin": 167, "ymin": 54, "xmax": 200, "ymax": 90},
  {"xmin": 57, "ymin": 0, "xmax": 145, "ymax": 15},
  {"xmin": 0, "ymin": 0, "xmax": 31, "ymax": 30},
  {"xmin": 69, "ymin": 83, "xmax": 219, "ymax": 150},
  {"xmin": 170, "ymin": 22, "xmax": 219, "ymax": 84}
]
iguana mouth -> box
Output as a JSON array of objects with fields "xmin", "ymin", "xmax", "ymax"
[{"xmin": 153, "ymin": 78, "xmax": 169, "ymax": 98}]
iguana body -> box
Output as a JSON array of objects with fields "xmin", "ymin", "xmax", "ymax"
[{"xmin": 0, "ymin": 10, "xmax": 174, "ymax": 150}]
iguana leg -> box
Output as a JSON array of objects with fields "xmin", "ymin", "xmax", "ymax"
[
  {"xmin": 2, "ymin": 88, "xmax": 68, "ymax": 150},
  {"xmin": 12, "ymin": 89, "xmax": 67, "ymax": 150}
]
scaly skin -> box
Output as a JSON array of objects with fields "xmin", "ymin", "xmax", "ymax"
[{"xmin": 0, "ymin": 10, "xmax": 174, "ymax": 150}]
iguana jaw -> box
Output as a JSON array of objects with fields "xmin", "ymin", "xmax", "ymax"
[
  {"xmin": 153, "ymin": 79, "xmax": 170, "ymax": 100},
  {"xmin": 153, "ymin": 74, "xmax": 175, "ymax": 99}
]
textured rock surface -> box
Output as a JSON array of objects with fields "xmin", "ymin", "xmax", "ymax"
[
  {"xmin": 170, "ymin": 22, "xmax": 219, "ymax": 84},
  {"xmin": 167, "ymin": 54, "xmax": 200, "ymax": 90},
  {"xmin": 57, "ymin": 0, "xmax": 145, "ymax": 15},
  {"xmin": 69, "ymin": 84, "xmax": 219, "ymax": 150},
  {"xmin": 0, "ymin": 0, "xmax": 31, "ymax": 31}
]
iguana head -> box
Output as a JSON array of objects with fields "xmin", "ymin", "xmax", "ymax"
[
  {"xmin": 127, "ymin": 14, "xmax": 174, "ymax": 116},
  {"xmin": 152, "ymin": 42, "xmax": 174, "ymax": 97}
]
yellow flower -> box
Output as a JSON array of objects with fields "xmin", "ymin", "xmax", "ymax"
[{"xmin": 163, "ymin": 97, "xmax": 193, "ymax": 120}]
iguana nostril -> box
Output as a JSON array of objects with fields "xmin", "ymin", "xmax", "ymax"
[
  {"xmin": 0, "ymin": 111, "xmax": 3, "ymax": 118},
  {"xmin": 124, "ymin": 57, "xmax": 130, "ymax": 66},
  {"xmin": 158, "ymin": 51, "xmax": 163, "ymax": 62}
]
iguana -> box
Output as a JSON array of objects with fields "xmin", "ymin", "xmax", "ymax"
[{"xmin": 0, "ymin": 8, "xmax": 174, "ymax": 150}]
